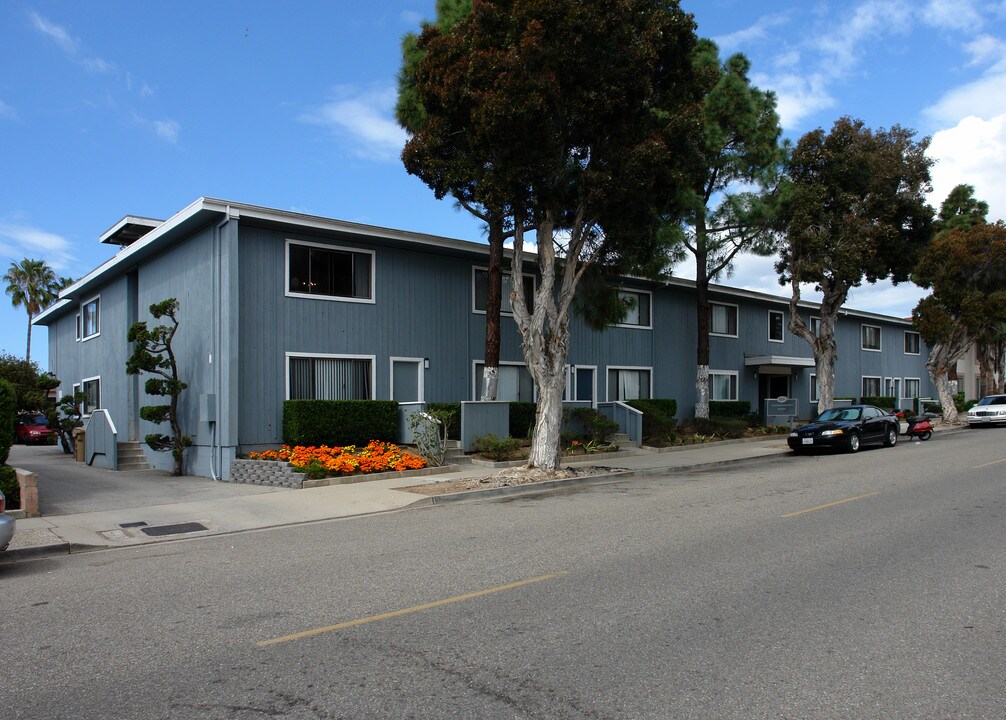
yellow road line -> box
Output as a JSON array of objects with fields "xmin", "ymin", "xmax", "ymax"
[
  {"xmin": 783, "ymin": 492, "xmax": 879, "ymax": 518},
  {"xmin": 973, "ymin": 457, "xmax": 1006, "ymax": 469},
  {"xmin": 257, "ymin": 571, "xmax": 568, "ymax": 647}
]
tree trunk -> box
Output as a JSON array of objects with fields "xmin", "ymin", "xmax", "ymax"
[
  {"xmin": 526, "ymin": 370, "xmax": 565, "ymax": 469},
  {"xmin": 694, "ymin": 241, "xmax": 710, "ymax": 419},
  {"xmin": 481, "ymin": 214, "xmax": 505, "ymax": 401},
  {"xmin": 926, "ymin": 340, "xmax": 968, "ymax": 424},
  {"xmin": 787, "ymin": 277, "xmax": 843, "ymax": 412},
  {"xmin": 25, "ymin": 312, "xmax": 32, "ymax": 365}
]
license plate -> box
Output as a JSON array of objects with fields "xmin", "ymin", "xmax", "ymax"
[{"xmin": 802, "ymin": 438, "xmax": 813, "ymax": 445}]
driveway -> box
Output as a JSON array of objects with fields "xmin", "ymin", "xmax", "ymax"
[{"xmin": 7, "ymin": 444, "xmax": 285, "ymax": 516}]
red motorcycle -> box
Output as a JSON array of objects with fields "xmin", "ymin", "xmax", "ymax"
[{"xmin": 903, "ymin": 416, "xmax": 934, "ymax": 441}]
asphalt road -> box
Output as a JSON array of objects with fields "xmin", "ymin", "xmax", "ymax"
[{"xmin": 2, "ymin": 430, "xmax": 1003, "ymax": 719}]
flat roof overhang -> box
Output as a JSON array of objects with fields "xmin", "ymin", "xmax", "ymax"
[{"xmin": 745, "ymin": 355, "xmax": 816, "ymax": 368}]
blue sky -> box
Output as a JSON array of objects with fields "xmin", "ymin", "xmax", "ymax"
[{"xmin": 3, "ymin": 0, "xmax": 1006, "ymax": 369}]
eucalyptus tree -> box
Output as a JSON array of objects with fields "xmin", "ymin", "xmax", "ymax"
[
  {"xmin": 665, "ymin": 38, "xmax": 784, "ymax": 419},
  {"xmin": 912, "ymin": 186, "xmax": 1006, "ymax": 421},
  {"xmin": 776, "ymin": 117, "xmax": 934, "ymax": 411},
  {"xmin": 403, "ymin": 0, "xmax": 700, "ymax": 470},
  {"xmin": 3, "ymin": 258, "xmax": 62, "ymax": 364}
]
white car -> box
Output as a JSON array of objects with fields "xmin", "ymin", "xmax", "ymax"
[
  {"xmin": 0, "ymin": 488, "xmax": 14, "ymax": 552},
  {"xmin": 967, "ymin": 395, "xmax": 1006, "ymax": 427}
]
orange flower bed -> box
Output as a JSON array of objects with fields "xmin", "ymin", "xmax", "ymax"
[{"xmin": 249, "ymin": 441, "xmax": 426, "ymax": 476}]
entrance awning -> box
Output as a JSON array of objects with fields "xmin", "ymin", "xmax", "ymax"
[{"xmin": 745, "ymin": 355, "xmax": 815, "ymax": 370}]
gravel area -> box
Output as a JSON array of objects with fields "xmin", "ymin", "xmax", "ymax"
[{"xmin": 399, "ymin": 465, "xmax": 625, "ymax": 496}]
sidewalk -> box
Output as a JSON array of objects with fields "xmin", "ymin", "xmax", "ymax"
[{"xmin": 1, "ymin": 426, "xmax": 962, "ymax": 562}]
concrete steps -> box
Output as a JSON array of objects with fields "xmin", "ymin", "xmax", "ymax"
[
  {"xmin": 117, "ymin": 442, "xmax": 150, "ymax": 471},
  {"xmin": 444, "ymin": 440, "xmax": 471, "ymax": 465}
]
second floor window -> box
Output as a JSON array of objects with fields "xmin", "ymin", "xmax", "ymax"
[
  {"xmin": 904, "ymin": 331, "xmax": 920, "ymax": 354},
  {"xmin": 769, "ymin": 310, "xmax": 784, "ymax": 342},
  {"xmin": 862, "ymin": 324, "xmax": 881, "ymax": 351},
  {"xmin": 287, "ymin": 241, "xmax": 373, "ymax": 301},
  {"xmin": 473, "ymin": 268, "xmax": 534, "ymax": 315},
  {"xmin": 616, "ymin": 289, "xmax": 651, "ymax": 328},
  {"xmin": 81, "ymin": 297, "xmax": 100, "ymax": 340},
  {"xmin": 710, "ymin": 302, "xmax": 738, "ymax": 337}
]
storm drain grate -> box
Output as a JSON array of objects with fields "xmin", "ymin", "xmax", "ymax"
[
  {"xmin": 141, "ymin": 522, "xmax": 209, "ymax": 537},
  {"xmin": 119, "ymin": 521, "xmax": 148, "ymax": 529}
]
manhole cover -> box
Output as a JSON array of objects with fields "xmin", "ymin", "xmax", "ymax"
[{"xmin": 141, "ymin": 522, "xmax": 209, "ymax": 537}]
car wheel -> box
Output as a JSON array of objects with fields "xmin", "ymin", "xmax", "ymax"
[
  {"xmin": 847, "ymin": 431, "xmax": 861, "ymax": 453},
  {"xmin": 883, "ymin": 426, "xmax": 897, "ymax": 447}
]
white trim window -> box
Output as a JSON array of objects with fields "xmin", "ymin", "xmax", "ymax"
[
  {"xmin": 473, "ymin": 361, "xmax": 535, "ymax": 402},
  {"xmin": 809, "ymin": 373, "xmax": 819, "ymax": 403},
  {"xmin": 615, "ymin": 289, "xmax": 652, "ymax": 329},
  {"xmin": 904, "ymin": 377, "xmax": 921, "ymax": 399},
  {"xmin": 709, "ymin": 370, "xmax": 738, "ymax": 401},
  {"xmin": 81, "ymin": 295, "xmax": 100, "ymax": 341},
  {"xmin": 82, "ymin": 376, "xmax": 101, "ymax": 415},
  {"xmin": 606, "ymin": 366, "xmax": 652, "ymax": 401},
  {"xmin": 71, "ymin": 382, "xmax": 81, "ymax": 412},
  {"xmin": 884, "ymin": 377, "xmax": 901, "ymax": 400},
  {"xmin": 472, "ymin": 267, "xmax": 534, "ymax": 315},
  {"xmin": 861, "ymin": 324, "xmax": 882, "ymax": 351},
  {"xmin": 904, "ymin": 330, "xmax": 921, "ymax": 355},
  {"xmin": 710, "ymin": 302, "xmax": 738, "ymax": 337},
  {"xmin": 768, "ymin": 309, "xmax": 784, "ymax": 343},
  {"xmin": 567, "ymin": 365, "xmax": 597, "ymax": 405},
  {"xmin": 286, "ymin": 239, "xmax": 375, "ymax": 303},
  {"xmin": 75, "ymin": 312, "xmax": 81, "ymax": 342},
  {"xmin": 809, "ymin": 316, "xmax": 821, "ymax": 337},
  {"xmin": 286, "ymin": 353, "xmax": 375, "ymax": 400},
  {"xmin": 862, "ymin": 376, "xmax": 882, "ymax": 398}
]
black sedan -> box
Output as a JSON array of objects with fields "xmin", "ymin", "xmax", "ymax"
[{"xmin": 788, "ymin": 404, "xmax": 900, "ymax": 454}]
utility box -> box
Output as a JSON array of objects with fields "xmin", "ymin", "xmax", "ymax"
[
  {"xmin": 199, "ymin": 394, "xmax": 216, "ymax": 423},
  {"xmin": 72, "ymin": 427, "xmax": 85, "ymax": 462}
]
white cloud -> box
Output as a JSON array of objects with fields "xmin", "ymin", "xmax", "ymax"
[
  {"xmin": 0, "ymin": 222, "xmax": 76, "ymax": 273},
  {"xmin": 29, "ymin": 10, "xmax": 115, "ymax": 74},
  {"xmin": 131, "ymin": 113, "xmax": 181, "ymax": 143},
  {"xmin": 300, "ymin": 86, "xmax": 407, "ymax": 161},
  {"xmin": 756, "ymin": 71, "xmax": 835, "ymax": 129},
  {"xmin": 928, "ymin": 114, "xmax": 1006, "ymax": 221},
  {"xmin": 713, "ymin": 13, "xmax": 790, "ymax": 55},
  {"xmin": 0, "ymin": 99, "xmax": 16, "ymax": 121},
  {"xmin": 921, "ymin": 0, "xmax": 984, "ymax": 31}
]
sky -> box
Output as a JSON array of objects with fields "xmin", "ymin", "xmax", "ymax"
[{"xmin": 3, "ymin": 0, "xmax": 1006, "ymax": 370}]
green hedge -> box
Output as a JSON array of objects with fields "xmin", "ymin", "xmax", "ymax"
[
  {"xmin": 860, "ymin": 396, "xmax": 896, "ymax": 408},
  {"xmin": 427, "ymin": 402, "xmax": 461, "ymax": 440},
  {"xmin": 283, "ymin": 400, "xmax": 398, "ymax": 446},
  {"xmin": 0, "ymin": 379, "xmax": 14, "ymax": 465},
  {"xmin": 0, "ymin": 466, "xmax": 17, "ymax": 509},
  {"xmin": 509, "ymin": 402, "xmax": 536, "ymax": 438},
  {"xmin": 627, "ymin": 398, "xmax": 677, "ymax": 440},
  {"xmin": 708, "ymin": 400, "xmax": 750, "ymax": 419}
]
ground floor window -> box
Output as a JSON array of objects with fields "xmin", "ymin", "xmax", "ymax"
[
  {"xmin": 809, "ymin": 373, "xmax": 819, "ymax": 403},
  {"xmin": 567, "ymin": 366, "xmax": 596, "ymax": 404},
  {"xmin": 862, "ymin": 376, "xmax": 882, "ymax": 398},
  {"xmin": 288, "ymin": 355, "xmax": 373, "ymax": 400},
  {"xmin": 607, "ymin": 367, "xmax": 651, "ymax": 401},
  {"xmin": 82, "ymin": 376, "xmax": 101, "ymax": 415},
  {"xmin": 904, "ymin": 377, "xmax": 921, "ymax": 399},
  {"xmin": 709, "ymin": 370, "xmax": 738, "ymax": 401},
  {"xmin": 474, "ymin": 362, "xmax": 534, "ymax": 402}
]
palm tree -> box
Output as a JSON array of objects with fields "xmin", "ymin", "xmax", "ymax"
[{"xmin": 3, "ymin": 258, "xmax": 61, "ymax": 364}]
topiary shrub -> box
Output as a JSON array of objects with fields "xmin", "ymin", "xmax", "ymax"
[
  {"xmin": 283, "ymin": 400, "xmax": 398, "ymax": 446},
  {"xmin": 473, "ymin": 433, "xmax": 521, "ymax": 461}
]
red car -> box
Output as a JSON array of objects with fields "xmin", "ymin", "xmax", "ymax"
[{"xmin": 15, "ymin": 414, "xmax": 55, "ymax": 444}]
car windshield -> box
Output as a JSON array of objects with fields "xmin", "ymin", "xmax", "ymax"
[
  {"xmin": 976, "ymin": 396, "xmax": 1006, "ymax": 407},
  {"xmin": 815, "ymin": 408, "xmax": 861, "ymax": 422},
  {"xmin": 31, "ymin": 415, "xmax": 47, "ymax": 425}
]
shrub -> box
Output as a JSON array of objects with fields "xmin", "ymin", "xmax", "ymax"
[
  {"xmin": 0, "ymin": 466, "xmax": 17, "ymax": 509},
  {"xmin": 473, "ymin": 433, "xmax": 520, "ymax": 461},
  {"xmin": 428, "ymin": 402, "xmax": 461, "ymax": 439},
  {"xmin": 708, "ymin": 400, "xmax": 750, "ymax": 419},
  {"xmin": 261, "ymin": 441, "xmax": 427, "ymax": 477},
  {"xmin": 283, "ymin": 400, "xmax": 398, "ymax": 446},
  {"xmin": 860, "ymin": 396, "xmax": 896, "ymax": 408},
  {"xmin": 0, "ymin": 379, "xmax": 15, "ymax": 465},
  {"xmin": 509, "ymin": 402, "xmax": 536, "ymax": 439},
  {"xmin": 567, "ymin": 407, "xmax": 619, "ymax": 444},
  {"xmin": 626, "ymin": 399, "xmax": 677, "ymax": 441},
  {"xmin": 693, "ymin": 415, "xmax": 748, "ymax": 438}
]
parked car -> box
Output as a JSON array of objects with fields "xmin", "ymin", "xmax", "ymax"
[
  {"xmin": 788, "ymin": 404, "xmax": 900, "ymax": 454},
  {"xmin": 15, "ymin": 413, "xmax": 55, "ymax": 445},
  {"xmin": 966, "ymin": 395, "xmax": 1006, "ymax": 427},
  {"xmin": 0, "ymin": 488, "xmax": 14, "ymax": 552}
]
